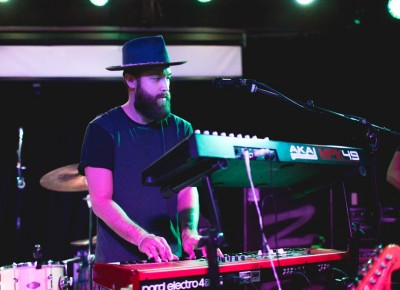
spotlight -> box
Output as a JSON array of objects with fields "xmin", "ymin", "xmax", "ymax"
[
  {"xmin": 90, "ymin": 0, "xmax": 108, "ymax": 7},
  {"xmin": 295, "ymin": 0, "xmax": 315, "ymax": 5},
  {"xmin": 388, "ymin": 0, "xmax": 400, "ymax": 19}
]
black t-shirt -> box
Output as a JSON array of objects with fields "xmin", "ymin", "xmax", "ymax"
[{"xmin": 79, "ymin": 106, "xmax": 193, "ymax": 263}]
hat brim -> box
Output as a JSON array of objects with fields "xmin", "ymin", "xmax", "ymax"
[{"xmin": 106, "ymin": 61, "xmax": 187, "ymax": 71}]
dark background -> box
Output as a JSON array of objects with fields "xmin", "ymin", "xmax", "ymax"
[{"xmin": 1, "ymin": 0, "xmax": 400, "ymax": 269}]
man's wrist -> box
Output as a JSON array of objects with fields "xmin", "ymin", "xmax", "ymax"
[{"xmin": 181, "ymin": 228, "xmax": 199, "ymax": 239}]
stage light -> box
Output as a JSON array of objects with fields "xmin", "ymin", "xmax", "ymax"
[
  {"xmin": 197, "ymin": 0, "xmax": 212, "ymax": 3},
  {"xmin": 388, "ymin": 0, "xmax": 400, "ymax": 19},
  {"xmin": 0, "ymin": 0, "xmax": 10, "ymax": 3},
  {"xmin": 90, "ymin": 0, "xmax": 108, "ymax": 7},
  {"xmin": 295, "ymin": 0, "xmax": 315, "ymax": 6}
]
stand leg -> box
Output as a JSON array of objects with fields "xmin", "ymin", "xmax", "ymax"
[
  {"xmin": 84, "ymin": 194, "xmax": 95, "ymax": 290},
  {"xmin": 199, "ymin": 229, "xmax": 221, "ymax": 288},
  {"xmin": 197, "ymin": 175, "xmax": 225, "ymax": 288}
]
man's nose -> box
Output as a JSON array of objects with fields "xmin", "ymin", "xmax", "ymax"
[{"xmin": 160, "ymin": 78, "xmax": 170, "ymax": 91}]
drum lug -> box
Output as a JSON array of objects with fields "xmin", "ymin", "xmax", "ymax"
[{"xmin": 59, "ymin": 275, "xmax": 74, "ymax": 289}]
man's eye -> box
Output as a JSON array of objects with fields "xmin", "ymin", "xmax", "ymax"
[{"xmin": 152, "ymin": 76, "xmax": 171, "ymax": 81}]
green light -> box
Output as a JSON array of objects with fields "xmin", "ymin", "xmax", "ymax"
[
  {"xmin": 295, "ymin": 0, "xmax": 315, "ymax": 5},
  {"xmin": 90, "ymin": 0, "xmax": 108, "ymax": 7},
  {"xmin": 388, "ymin": 0, "xmax": 400, "ymax": 19}
]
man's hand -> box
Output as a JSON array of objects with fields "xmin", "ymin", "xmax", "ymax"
[
  {"xmin": 181, "ymin": 228, "xmax": 223, "ymax": 259},
  {"xmin": 138, "ymin": 234, "xmax": 179, "ymax": 262}
]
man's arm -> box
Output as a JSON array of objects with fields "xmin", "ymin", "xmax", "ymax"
[
  {"xmin": 178, "ymin": 186, "xmax": 202, "ymax": 259},
  {"xmin": 85, "ymin": 166, "xmax": 178, "ymax": 262},
  {"xmin": 178, "ymin": 187, "xmax": 223, "ymax": 259}
]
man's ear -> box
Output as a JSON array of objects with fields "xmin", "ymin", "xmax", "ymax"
[{"xmin": 124, "ymin": 73, "xmax": 137, "ymax": 89}]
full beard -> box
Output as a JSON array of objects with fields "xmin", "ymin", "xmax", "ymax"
[{"xmin": 134, "ymin": 86, "xmax": 172, "ymax": 122}]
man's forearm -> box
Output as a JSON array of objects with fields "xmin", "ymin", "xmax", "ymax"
[{"xmin": 179, "ymin": 208, "xmax": 199, "ymax": 231}]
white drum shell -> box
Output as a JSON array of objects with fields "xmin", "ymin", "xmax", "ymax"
[{"xmin": 0, "ymin": 262, "xmax": 65, "ymax": 290}]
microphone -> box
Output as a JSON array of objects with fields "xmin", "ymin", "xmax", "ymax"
[
  {"xmin": 212, "ymin": 77, "xmax": 256, "ymax": 92},
  {"xmin": 213, "ymin": 77, "xmax": 282, "ymax": 99}
]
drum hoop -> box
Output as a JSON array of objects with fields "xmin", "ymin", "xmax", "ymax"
[
  {"xmin": 0, "ymin": 264, "xmax": 13, "ymax": 271},
  {"xmin": 1, "ymin": 261, "xmax": 65, "ymax": 270},
  {"xmin": 17, "ymin": 261, "xmax": 35, "ymax": 267}
]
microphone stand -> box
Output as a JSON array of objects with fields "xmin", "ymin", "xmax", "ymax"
[
  {"xmin": 16, "ymin": 127, "xmax": 26, "ymax": 258},
  {"xmin": 293, "ymin": 100, "xmax": 398, "ymax": 251},
  {"xmin": 247, "ymin": 79, "xmax": 400, "ymax": 138},
  {"xmin": 247, "ymin": 79, "xmax": 400, "ymax": 280}
]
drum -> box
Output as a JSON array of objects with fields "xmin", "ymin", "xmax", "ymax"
[{"xmin": 0, "ymin": 261, "xmax": 66, "ymax": 290}]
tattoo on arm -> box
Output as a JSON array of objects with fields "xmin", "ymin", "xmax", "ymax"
[{"xmin": 179, "ymin": 208, "xmax": 198, "ymax": 231}]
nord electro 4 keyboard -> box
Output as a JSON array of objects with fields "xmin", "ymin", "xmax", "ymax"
[
  {"xmin": 142, "ymin": 131, "xmax": 369, "ymax": 197},
  {"xmin": 93, "ymin": 248, "xmax": 349, "ymax": 289}
]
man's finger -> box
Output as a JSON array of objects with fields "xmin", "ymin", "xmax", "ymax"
[
  {"xmin": 201, "ymin": 247, "xmax": 207, "ymax": 258},
  {"xmin": 201, "ymin": 247, "xmax": 224, "ymax": 258}
]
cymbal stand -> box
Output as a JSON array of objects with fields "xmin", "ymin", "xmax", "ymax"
[
  {"xmin": 16, "ymin": 127, "xmax": 26, "ymax": 258},
  {"xmin": 84, "ymin": 194, "xmax": 95, "ymax": 290}
]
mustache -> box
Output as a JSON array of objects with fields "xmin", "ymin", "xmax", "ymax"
[{"xmin": 157, "ymin": 92, "xmax": 171, "ymax": 99}]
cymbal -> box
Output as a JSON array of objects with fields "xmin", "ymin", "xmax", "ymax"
[
  {"xmin": 40, "ymin": 163, "xmax": 87, "ymax": 192},
  {"xmin": 70, "ymin": 235, "xmax": 97, "ymax": 247}
]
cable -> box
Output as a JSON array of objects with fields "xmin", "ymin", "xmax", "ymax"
[
  {"xmin": 242, "ymin": 149, "xmax": 282, "ymax": 290},
  {"xmin": 291, "ymin": 271, "xmax": 313, "ymax": 289}
]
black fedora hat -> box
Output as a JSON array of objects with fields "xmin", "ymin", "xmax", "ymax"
[{"xmin": 106, "ymin": 35, "xmax": 186, "ymax": 71}]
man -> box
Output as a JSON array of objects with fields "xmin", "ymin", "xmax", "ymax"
[{"xmin": 78, "ymin": 35, "xmax": 220, "ymax": 264}]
